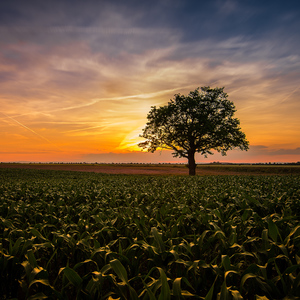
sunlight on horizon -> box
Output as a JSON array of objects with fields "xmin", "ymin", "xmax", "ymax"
[
  {"xmin": 0, "ymin": 1, "xmax": 299, "ymax": 163},
  {"xmin": 116, "ymin": 126, "xmax": 145, "ymax": 152}
]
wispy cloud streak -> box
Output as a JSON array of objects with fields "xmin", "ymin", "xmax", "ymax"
[
  {"xmin": 0, "ymin": 111, "xmax": 62, "ymax": 151},
  {"xmin": 0, "ymin": 0, "xmax": 299, "ymax": 162}
]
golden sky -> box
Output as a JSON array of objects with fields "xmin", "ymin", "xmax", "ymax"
[{"xmin": 1, "ymin": 1, "xmax": 300, "ymax": 163}]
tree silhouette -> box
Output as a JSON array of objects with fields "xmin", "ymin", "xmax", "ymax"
[{"xmin": 139, "ymin": 87, "xmax": 249, "ymax": 175}]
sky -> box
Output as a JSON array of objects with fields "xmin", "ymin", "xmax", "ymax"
[{"xmin": 0, "ymin": 0, "xmax": 300, "ymax": 164}]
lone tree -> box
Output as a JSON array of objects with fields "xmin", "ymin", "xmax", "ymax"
[{"xmin": 138, "ymin": 87, "xmax": 249, "ymax": 175}]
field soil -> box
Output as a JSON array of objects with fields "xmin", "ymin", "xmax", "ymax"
[{"xmin": 1, "ymin": 163, "xmax": 300, "ymax": 175}]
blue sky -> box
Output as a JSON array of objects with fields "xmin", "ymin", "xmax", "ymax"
[{"xmin": 0, "ymin": 0, "xmax": 300, "ymax": 163}]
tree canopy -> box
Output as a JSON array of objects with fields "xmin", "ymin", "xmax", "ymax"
[{"xmin": 139, "ymin": 87, "xmax": 249, "ymax": 175}]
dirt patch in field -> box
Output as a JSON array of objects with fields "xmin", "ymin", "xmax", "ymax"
[
  {"xmin": 0, "ymin": 163, "xmax": 189, "ymax": 175},
  {"xmin": 0, "ymin": 163, "xmax": 283, "ymax": 175}
]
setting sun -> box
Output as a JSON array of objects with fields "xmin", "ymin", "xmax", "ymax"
[{"xmin": 0, "ymin": 1, "xmax": 299, "ymax": 164}]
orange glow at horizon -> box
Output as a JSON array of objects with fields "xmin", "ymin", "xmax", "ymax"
[
  {"xmin": 1, "ymin": 41, "xmax": 300, "ymax": 164},
  {"xmin": 1, "ymin": 76, "xmax": 300, "ymax": 163},
  {"xmin": 0, "ymin": 1, "xmax": 300, "ymax": 164}
]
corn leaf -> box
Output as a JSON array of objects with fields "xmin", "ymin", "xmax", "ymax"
[
  {"xmin": 268, "ymin": 219, "xmax": 278, "ymax": 242},
  {"xmin": 27, "ymin": 249, "xmax": 38, "ymax": 268},
  {"xmin": 27, "ymin": 292, "xmax": 48, "ymax": 300},
  {"xmin": 157, "ymin": 267, "xmax": 170, "ymax": 300},
  {"xmin": 151, "ymin": 227, "xmax": 165, "ymax": 253},
  {"xmin": 205, "ymin": 276, "xmax": 217, "ymax": 300},
  {"xmin": 172, "ymin": 277, "xmax": 182, "ymax": 298},
  {"xmin": 60, "ymin": 267, "xmax": 82, "ymax": 287},
  {"xmin": 110, "ymin": 258, "xmax": 128, "ymax": 283}
]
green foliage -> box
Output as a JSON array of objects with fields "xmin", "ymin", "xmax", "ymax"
[
  {"xmin": 139, "ymin": 87, "xmax": 249, "ymax": 175},
  {"xmin": 0, "ymin": 168, "xmax": 300, "ymax": 299}
]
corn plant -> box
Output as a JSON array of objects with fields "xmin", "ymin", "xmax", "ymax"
[{"xmin": 0, "ymin": 168, "xmax": 299, "ymax": 299}]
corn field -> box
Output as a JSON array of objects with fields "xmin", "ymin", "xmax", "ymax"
[{"xmin": 0, "ymin": 168, "xmax": 300, "ymax": 299}]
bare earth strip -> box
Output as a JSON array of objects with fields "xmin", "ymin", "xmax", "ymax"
[
  {"xmin": 1, "ymin": 163, "xmax": 300, "ymax": 175},
  {"xmin": 0, "ymin": 163, "xmax": 190, "ymax": 175}
]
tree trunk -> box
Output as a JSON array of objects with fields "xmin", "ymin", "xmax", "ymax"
[{"xmin": 188, "ymin": 151, "xmax": 196, "ymax": 176}]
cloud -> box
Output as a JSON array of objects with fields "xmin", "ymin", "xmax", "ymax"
[
  {"xmin": 246, "ymin": 145, "xmax": 300, "ymax": 156},
  {"xmin": 0, "ymin": 71, "xmax": 15, "ymax": 82},
  {"xmin": 76, "ymin": 145, "xmax": 300, "ymax": 164},
  {"xmin": 79, "ymin": 150, "xmax": 186, "ymax": 164},
  {"xmin": 0, "ymin": 0, "xmax": 300, "ymax": 162},
  {"xmin": 268, "ymin": 147, "xmax": 300, "ymax": 156}
]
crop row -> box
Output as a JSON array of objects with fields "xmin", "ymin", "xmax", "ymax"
[{"xmin": 0, "ymin": 168, "xmax": 300, "ymax": 299}]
